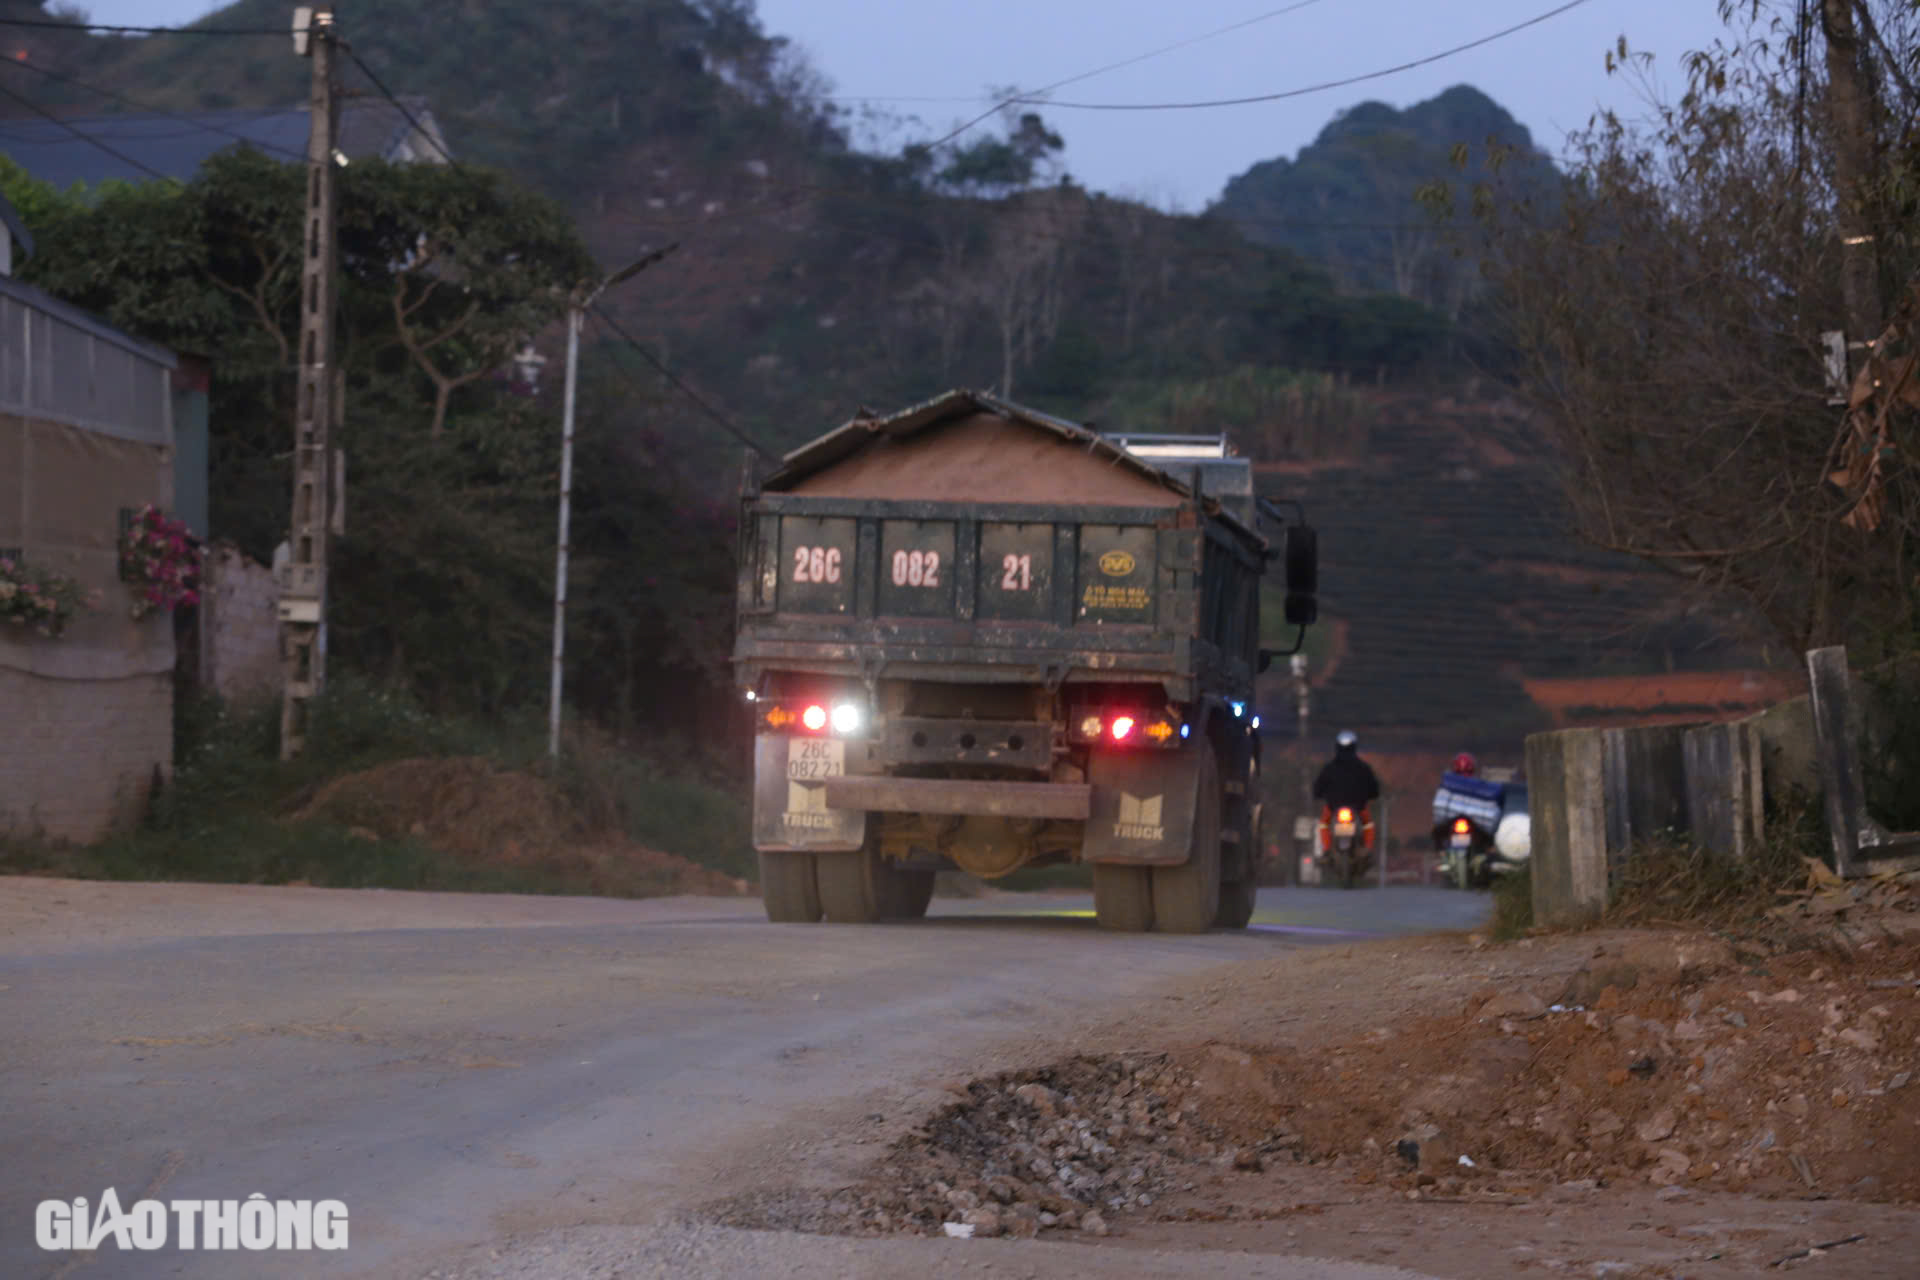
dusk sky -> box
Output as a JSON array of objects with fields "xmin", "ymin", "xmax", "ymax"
[{"xmin": 77, "ymin": 1, "xmax": 1741, "ymax": 208}]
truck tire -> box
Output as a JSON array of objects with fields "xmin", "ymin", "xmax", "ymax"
[
  {"xmin": 817, "ymin": 834, "xmax": 933, "ymax": 924},
  {"xmin": 1214, "ymin": 801, "xmax": 1260, "ymax": 930},
  {"xmin": 1153, "ymin": 740, "xmax": 1222, "ymax": 933},
  {"xmin": 1092, "ymin": 864, "xmax": 1154, "ymax": 932},
  {"xmin": 759, "ymin": 851, "xmax": 821, "ymax": 923},
  {"xmin": 1214, "ymin": 880, "xmax": 1255, "ymax": 929}
]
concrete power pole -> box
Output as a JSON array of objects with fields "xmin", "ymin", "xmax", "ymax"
[
  {"xmin": 279, "ymin": 4, "xmax": 340, "ymax": 760},
  {"xmin": 1821, "ymin": 0, "xmax": 1884, "ymax": 357}
]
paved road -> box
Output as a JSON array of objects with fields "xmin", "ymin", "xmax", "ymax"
[{"xmin": 3, "ymin": 883, "xmax": 1488, "ymax": 1279}]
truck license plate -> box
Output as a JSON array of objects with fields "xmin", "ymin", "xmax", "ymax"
[{"xmin": 787, "ymin": 738, "xmax": 845, "ymax": 781}]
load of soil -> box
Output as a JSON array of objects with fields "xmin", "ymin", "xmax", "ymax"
[
  {"xmin": 721, "ymin": 931, "xmax": 1920, "ymax": 1240},
  {"xmin": 293, "ymin": 756, "xmax": 748, "ymax": 898}
]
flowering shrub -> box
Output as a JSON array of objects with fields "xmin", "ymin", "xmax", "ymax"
[
  {"xmin": 119, "ymin": 504, "xmax": 202, "ymax": 620},
  {"xmin": 0, "ymin": 555, "xmax": 91, "ymax": 637}
]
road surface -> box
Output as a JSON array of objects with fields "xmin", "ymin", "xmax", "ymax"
[{"xmin": 2, "ymin": 879, "xmax": 1488, "ymax": 1279}]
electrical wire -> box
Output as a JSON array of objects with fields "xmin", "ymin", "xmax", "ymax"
[
  {"xmin": 922, "ymin": 0, "xmax": 1332, "ymax": 151},
  {"xmin": 0, "ymin": 77, "xmax": 174, "ymax": 182},
  {"xmin": 0, "ymin": 17, "xmax": 285, "ymax": 36},
  {"xmin": 0, "ymin": 52, "xmax": 314, "ymax": 167},
  {"xmin": 587, "ymin": 305, "xmax": 781, "ymax": 461},
  {"xmin": 344, "ymin": 47, "xmax": 459, "ymax": 169},
  {"xmin": 1020, "ymin": 0, "xmax": 1595, "ymax": 111}
]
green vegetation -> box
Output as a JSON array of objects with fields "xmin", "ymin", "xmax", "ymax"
[{"xmin": 1, "ymin": 678, "xmax": 752, "ymax": 893}]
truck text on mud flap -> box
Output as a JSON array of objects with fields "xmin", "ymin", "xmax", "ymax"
[{"xmin": 731, "ymin": 391, "xmax": 1318, "ymax": 933}]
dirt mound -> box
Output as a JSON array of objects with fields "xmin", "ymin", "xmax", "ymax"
[
  {"xmin": 294, "ymin": 757, "xmax": 748, "ymax": 898},
  {"xmin": 722, "ymin": 932, "xmax": 1920, "ymax": 1241}
]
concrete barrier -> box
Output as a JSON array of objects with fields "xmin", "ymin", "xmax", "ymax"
[
  {"xmin": 1527, "ymin": 728, "xmax": 1609, "ymax": 926},
  {"xmin": 1529, "ymin": 723, "xmax": 1701, "ymax": 926},
  {"xmin": 1684, "ymin": 720, "xmax": 1765, "ymax": 861},
  {"xmin": 1601, "ymin": 724, "xmax": 1691, "ymax": 871}
]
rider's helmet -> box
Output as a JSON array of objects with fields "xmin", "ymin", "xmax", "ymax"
[
  {"xmin": 1335, "ymin": 730, "xmax": 1358, "ymax": 751},
  {"xmin": 1451, "ymin": 752, "xmax": 1478, "ymax": 776}
]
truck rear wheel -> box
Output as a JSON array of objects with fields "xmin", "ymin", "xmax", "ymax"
[
  {"xmin": 1153, "ymin": 740, "xmax": 1222, "ymax": 933},
  {"xmin": 1092, "ymin": 864, "xmax": 1154, "ymax": 932},
  {"xmin": 817, "ymin": 834, "xmax": 934, "ymax": 923},
  {"xmin": 759, "ymin": 851, "xmax": 822, "ymax": 923}
]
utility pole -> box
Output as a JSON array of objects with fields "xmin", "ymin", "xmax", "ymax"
[
  {"xmin": 549, "ymin": 303, "xmax": 583, "ymax": 761},
  {"xmin": 547, "ymin": 247, "xmax": 678, "ymax": 761},
  {"xmin": 279, "ymin": 3, "xmax": 339, "ymax": 760},
  {"xmin": 1821, "ymin": 0, "xmax": 1884, "ymax": 358},
  {"xmin": 1291, "ymin": 652, "xmax": 1311, "ymax": 886}
]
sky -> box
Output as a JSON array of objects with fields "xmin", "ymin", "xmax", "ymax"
[{"xmin": 76, "ymin": 0, "xmax": 1742, "ymax": 209}]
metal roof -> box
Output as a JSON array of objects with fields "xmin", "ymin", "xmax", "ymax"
[
  {"xmin": 765, "ymin": 389, "xmax": 1266, "ymax": 547},
  {"xmin": 0, "ymin": 273, "xmax": 176, "ymax": 368},
  {"xmin": 0, "ymin": 97, "xmax": 449, "ymax": 189}
]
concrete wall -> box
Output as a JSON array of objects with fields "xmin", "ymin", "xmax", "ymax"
[
  {"xmin": 203, "ymin": 542, "xmax": 280, "ymax": 704},
  {"xmin": 0, "ymin": 666, "xmax": 171, "ymax": 842},
  {"xmin": 1527, "ymin": 728, "xmax": 1610, "ymax": 926}
]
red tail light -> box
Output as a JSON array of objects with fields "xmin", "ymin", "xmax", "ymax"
[
  {"xmin": 800, "ymin": 703, "xmax": 828, "ymax": 732},
  {"xmin": 1453, "ymin": 817, "xmax": 1471, "ymax": 835},
  {"xmin": 1336, "ymin": 807, "xmax": 1353, "ymax": 823},
  {"xmin": 1110, "ymin": 715, "xmax": 1136, "ymax": 742}
]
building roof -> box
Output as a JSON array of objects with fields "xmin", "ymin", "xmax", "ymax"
[{"xmin": 0, "ymin": 95, "xmax": 450, "ymax": 189}]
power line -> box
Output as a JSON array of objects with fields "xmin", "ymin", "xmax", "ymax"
[
  {"xmin": 0, "ymin": 17, "xmax": 284, "ymax": 36},
  {"xmin": 343, "ymin": 47, "xmax": 459, "ymax": 168},
  {"xmin": 923, "ymin": 0, "xmax": 1332, "ymax": 151},
  {"xmin": 0, "ymin": 77, "xmax": 174, "ymax": 182},
  {"xmin": 587, "ymin": 305, "xmax": 781, "ymax": 461},
  {"xmin": 0, "ymin": 52, "xmax": 314, "ymax": 167},
  {"xmin": 1023, "ymin": 0, "xmax": 1595, "ymax": 111}
]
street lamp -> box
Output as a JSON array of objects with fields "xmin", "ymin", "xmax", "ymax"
[{"xmin": 549, "ymin": 248, "xmax": 677, "ymax": 761}]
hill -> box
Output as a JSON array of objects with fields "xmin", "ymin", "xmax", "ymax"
[
  {"xmin": 0, "ymin": 0, "xmax": 1780, "ymax": 751},
  {"xmin": 1212, "ymin": 84, "xmax": 1557, "ymax": 319}
]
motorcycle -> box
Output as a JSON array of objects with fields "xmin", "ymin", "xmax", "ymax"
[
  {"xmin": 1433, "ymin": 781, "xmax": 1531, "ymax": 889},
  {"xmin": 1436, "ymin": 814, "xmax": 1496, "ymax": 889},
  {"xmin": 1318, "ymin": 803, "xmax": 1373, "ymax": 889}
]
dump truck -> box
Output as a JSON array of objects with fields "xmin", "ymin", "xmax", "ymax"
[{"xmin": 731, "ymin": 390, "xmax": 1318, "ymax": 932}]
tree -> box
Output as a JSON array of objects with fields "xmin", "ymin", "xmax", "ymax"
[
  {"xmin": 1461, "ymin": 1, "xmax": 1920, "ymax": 656},
  {"xmin": 347, "ymin": 160, "xmax": 598, "ymax": 437}
]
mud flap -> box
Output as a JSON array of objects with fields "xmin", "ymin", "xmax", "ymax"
[
  {"xmin": 1082, "ymin": 745, "xmax": 1203, "ymax": 866},
  {"xmin": 752, "ymin": 734, "xmax": 865, "ymax": 852}
]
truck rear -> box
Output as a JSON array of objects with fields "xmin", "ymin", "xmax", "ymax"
[{"xmin": 731, "ymin": 391, "xmax": 1317, "ymax": 933}]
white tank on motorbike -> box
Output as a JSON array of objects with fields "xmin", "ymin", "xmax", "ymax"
[{"xmin": 1495, "ymin": 811, "xmax": 1531, "ymax": 861}]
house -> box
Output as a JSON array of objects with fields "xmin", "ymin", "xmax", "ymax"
[
  {"xmin": 0, "ymin": 191, "xmax": 183, "ymax": 843},
  {"xmin": 0, "ymin": 95, "xmax": 452, "ymax": 189}
]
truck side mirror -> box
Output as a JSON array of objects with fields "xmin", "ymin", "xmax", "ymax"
[
  {"xmin": 1258, "ymin": 649, "xmax": 1274, "ymax": 674},
  {"xmin": 1285, "ymin": 525, "xmax": 1318, "ymax": 596},
  {"xmin": 1284, "ymin": 592, "xmax": 1318, "ymax": 626}
]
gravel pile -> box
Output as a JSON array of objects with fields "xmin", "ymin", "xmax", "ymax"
[{"xmin": 722, "ymin": 1053, "xmax": 1296, "ymax": 1239}]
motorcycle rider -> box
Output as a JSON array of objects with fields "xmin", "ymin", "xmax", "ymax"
[{"xmin": 1313, "ymin": 730, "xmax": 1380, "ymax": 853}]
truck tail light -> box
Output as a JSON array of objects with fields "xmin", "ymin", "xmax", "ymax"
[
  {"xmin": 1071, "ymin": 707, "xmax": 1185, "ymax": 748},
  {"xmin": 800, "ymin": 703, "xmax": 828, "ymax": 732}
]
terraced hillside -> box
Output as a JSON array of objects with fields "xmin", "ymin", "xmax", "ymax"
[{"xmin": 1254, "ymin": 392, "xmax": 1773, "ymax": 752}]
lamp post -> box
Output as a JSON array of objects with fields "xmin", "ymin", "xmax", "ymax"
[{"xmin": 548, "ymin": 249, "xmax": 677, "ymax": 762}]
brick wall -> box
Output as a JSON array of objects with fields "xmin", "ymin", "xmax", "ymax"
[
  {"xmin": 204, "ymin": 542, "xmax": 281, "ymax": 704},
  {"xmin": 0, "ymin": 666, "xmax": 172, "ymax": 843}
]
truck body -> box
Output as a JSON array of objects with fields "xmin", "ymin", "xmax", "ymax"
[{"xmin": 731, "ymin": 390, "xmax": 1317, "ymax": 932}]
